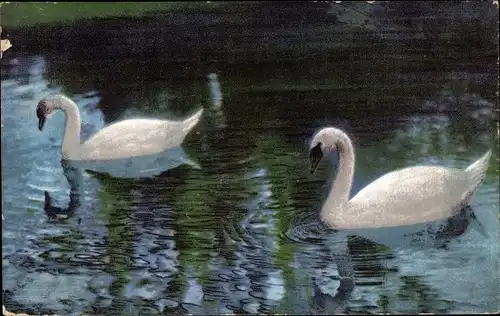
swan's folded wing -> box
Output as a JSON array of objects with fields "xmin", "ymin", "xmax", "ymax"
[
  {"xmin": 345, "ymin": 166, "xmax": 470, "ymax": 228},
  {"xmin": 80, "ymin": 119, "xmax": 188, "ymax": 160}
]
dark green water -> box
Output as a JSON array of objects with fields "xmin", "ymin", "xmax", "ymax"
[{"xmin": 2, "ymin": 2, "xmax": 499, "ymax": 315}]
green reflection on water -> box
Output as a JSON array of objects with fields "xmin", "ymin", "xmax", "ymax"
[
  {"xmin": 38, "ymin": 228, "xmax": 83, "ymax": 261},
  {"xmin": 95, "ymin": 175, "xmax": 136, "ymax": 312},
  {"xmin": 396, "ymin": 275, "xmax": 452, "ymax": 313},
  {"xmin": 171, "ymin": 171, "xmax": 216, "ymax": 286},
  {"xmin": 254, "ymin": 134, "xmax": 304, "ymax": 306}
]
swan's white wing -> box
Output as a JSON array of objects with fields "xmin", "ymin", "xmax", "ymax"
[
  {"xmin": 340, "ymin": 166, "xmax": 470, "ymax": 229},
  {"xmin": 80, "ymin": 119, "xmax": 188, "ymax": 160}
]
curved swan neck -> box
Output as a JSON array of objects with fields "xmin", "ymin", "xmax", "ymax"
[
  {"xmin": 321, "ymin": 132, "xmax": 355, "ymax": 218},
  {"xmin": 55, "ymin": 97, "xmax": 81, "ymax": 159}
]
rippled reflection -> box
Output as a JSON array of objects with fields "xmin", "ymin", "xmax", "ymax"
[{"xmin": 43, "ymin": 160, "xmax": 83, "ymax": 221}]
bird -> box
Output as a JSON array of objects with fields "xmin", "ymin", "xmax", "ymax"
[
  {"xmin": 309, "ymin": 127, "xmax": 491, "ymax": 230},
  {"xmin": 36, "ymin": 94, "xmax": 204, "ymax": 161}
]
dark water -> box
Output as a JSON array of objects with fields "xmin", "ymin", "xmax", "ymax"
[{"xmin": 2, "ymin": 2, "xmax": 499, "ymax": 315}]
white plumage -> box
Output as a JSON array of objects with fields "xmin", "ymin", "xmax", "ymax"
[
  {"xmin": 36, "ymin": 94, "xmax": 203, "ymax": 161},
  {"xmin": 309, "ymin": 127, "xmax": 491, "ymax": 230}
]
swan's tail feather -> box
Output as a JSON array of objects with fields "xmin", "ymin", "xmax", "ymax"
[
  {"xmin": 465, "ymin": 150, "xmax": 491, "ymax": 174},
  {"xmin": 183, "ymin": 108, "xmax": 204, "ymax": 131},
  {"xmin": 463, "ymin": 150, "xmax": 492, "ymax": 202}
]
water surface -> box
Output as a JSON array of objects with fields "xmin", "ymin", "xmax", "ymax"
[{"xmin": 2, "ymin": 3, "xmax": 499, "ymax": 315}]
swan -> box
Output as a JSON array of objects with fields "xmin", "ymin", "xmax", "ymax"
[
  {"xmin": 309, "ymin": 127, "xmax": 492, "ymax": 230},
  {"xmin": 36, "ymin": 94, "xmax": 204, "ymax": 161}
]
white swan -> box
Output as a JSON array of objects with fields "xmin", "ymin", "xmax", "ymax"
[
  {"xmin": 309, "ymin": 127, "xmax": 492, "ymax": 230},
  {"xmin": 36, "ymin": 94, "xmax": 204, "ymax": 161}
]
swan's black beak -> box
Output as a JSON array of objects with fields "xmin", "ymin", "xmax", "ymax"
[
  {"xmin": 38, "ymin": 116, "xmax": 45, "ymax": 131},
  {"xmin": 309, "ymin": 142, "xmax": 323, "ymax": 174}
]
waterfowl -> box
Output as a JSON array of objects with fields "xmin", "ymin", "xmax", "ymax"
[
  {"xmin": 309, "ymin": 127, "xmax": 491, "ymax": 229},
  {"xmin": 36, "ymin": 94, "xmax": 203, "ymax": 161}
]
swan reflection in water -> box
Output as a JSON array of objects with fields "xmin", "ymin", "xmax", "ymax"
[
  {"xmin": 43, "ymin": 160, "xmax": 84, "ymax": 221},
  {"xmin": 43, "ymin": 162, "xmax": 487, "ymax": 314},
  {"xmin": 42, "ymin": 148, "xmax": 199, "ymax": 221},
  {"xmin": 311, "ymin": 274, "xmax": 355, "ymax": 314},
  {"xmin": 289, "ymin": 202, "xmax": 486, "ymax": 314}
]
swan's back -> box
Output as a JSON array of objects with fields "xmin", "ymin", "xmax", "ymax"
[
  {"xmin": 79, "ymin": 110, "xmax": 203, "ymax": 161},
  {"xmin": 336, "ymin": 151, "xmax": 491, "ymax": 229}
]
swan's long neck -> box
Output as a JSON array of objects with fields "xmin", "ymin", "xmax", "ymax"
[
  {"xmin": 321, "ymin": 133, "xmax": 355, "ymax": 220},
  {"xmin": 56, "ymin": 98, "xmax": 81, "ymax": 160}
]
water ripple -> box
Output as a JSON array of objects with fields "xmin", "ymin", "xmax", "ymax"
[{"xmin": 3, "ymin": 46, "xmax": 499, "ymax": 316}]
